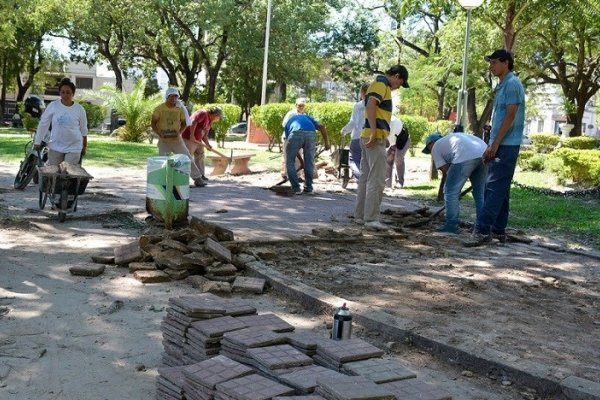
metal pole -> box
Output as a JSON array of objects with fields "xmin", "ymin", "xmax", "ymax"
[
  {"xmin": 456, "ymin": 8, "xmax": 473, "ymax": 130},
  {"xmin": 260, "ymin": 0, "xmax": 273, "ymax": 105}
]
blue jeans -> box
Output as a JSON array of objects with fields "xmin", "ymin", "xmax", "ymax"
[
  {"xmin": 444, "ymin": 158, "xmax": 486, "ymax": 230},
  {"xmin": 349, "ymin": 138, "xmax": 361, "ymax": 181},
  {"xmin": 475, "ymin": 145, "xmax": 520, "ymax": 235},
  {"xmin": 286, "ymin": 130, "xmax": 316, "ymax": 192}
]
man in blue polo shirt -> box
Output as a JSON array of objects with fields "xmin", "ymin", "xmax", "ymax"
[
  {"xmin": 464, "ymin": 49, "xmax": 525, "ymax": 247},
  {"xmin": 284, "ymin": 114, "xmax": 330, "ymax": 195}
]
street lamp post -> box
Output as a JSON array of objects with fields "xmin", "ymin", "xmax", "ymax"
[
  {"xmin": 260, "ymin": 0, "xmax": 273, "ymax": 105},
  {"xmin": 456, "ymin": 0, "xmax": 484, "ymax": 131}
]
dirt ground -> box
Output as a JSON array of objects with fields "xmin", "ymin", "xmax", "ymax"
[{"xmin": 0, "ymin": 159, "xmax": 598, "ymax": 400}]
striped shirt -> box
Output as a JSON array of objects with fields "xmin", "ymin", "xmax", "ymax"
[{"xmin": 362, "ymin": 75, "xmax": 392, "ymax": 140}]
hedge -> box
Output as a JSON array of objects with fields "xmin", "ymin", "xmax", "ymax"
[
  {"xmin": 428, "ymin": 120, "xmax": 454, "ymax": 135},
  {"xmin": 402, "ymin": 115, "xmax": 430, "ymax": 156},
  {"xmin": 251, "ymin": 103, "xmax": 292, "ymax": 146},
  {"xmin": 561, "ymin": 136, "xmax": 598, "ymax": 150},
  {"xmin": 196, "ymin": 103, "xmax": 241, "ymax": 147},
  {"xmin": 547, "ymin": 148, "xmax": 600, "ymax": 187},
  {"xmin": 529, "ymin": 133, "xmax": 560, "ymax": 153},
  {"xmin": 81, "ymin": 102, "xmax": 105, "ymax": 129}
]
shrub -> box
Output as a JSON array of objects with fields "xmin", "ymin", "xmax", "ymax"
[
  {"xmin": 402, "ymin": 115, "xmax": 430, "ymax": 156},
  {"xmin": 547, "ymin": 148, "xmax": 600, "ymax": 187},
  {"xmin": 196, "ymin": 103, "xmax": 241, "ymax": 147},
  {"xmin": 517, "ymin": 150, "xmax": 534, "ymax": 169},
  {"xmin": 529, "ymin": 133, "xmax": 560, "ymax": 153},
  {"xmin": 80, "ymin": 102, "xmax": 105, "ymax": 129},
  {"xmin": 525, "ymin": 154, "xmax": 547, "ymax": 172},
  {"xmin": 251, "ymin": 103, "xmax": 291, "ymax": 147},
  {"xmin": 561, "ymin": 136, "xmax": 598, "ymax": 150},
  {"xmin": 428, "ymin": 120, "xmax": 454, "ymax": 135},
  {"xmin": 22, "ymin": 113, "xmax": 39, "ymax": 131}
]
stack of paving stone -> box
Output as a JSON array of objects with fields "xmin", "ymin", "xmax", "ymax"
[
  {"xmin": 185, "ymin": 316, "xmax": 250, "ymax": 363},
  {"xmin": 182, "ymin": 355, "xmax": 254, "ymax": 400},
  {"xmin": 315, "ymin": 375, "xmax": 395, "ymax": 400},
  {"xmin": 220, "ymin": 327, "xmax": 288, "ymax": 365},
  {"xmin": 161, "ymin": 293, "xmax": 256, "ymax": 366},
  {"xmin": 215, "ymin": 373, "xmax": 296, "ymax": 400},
  {"xmin": 284, "ymin": 329, "xmax": 323, "ymax": 356},
  {"xmin": 278, "ymin": 365, "xmax": 348, "ymax": 394},
  {"xmin": 312, "ymin": 337, "xmax": 384, "ymax": 371},
  {"xmin": 342, "ymin": 358, "xmax": 416, "ymax": 383},
  {"xmin": 246, "ymin": 344, "xmax": 313, "ymax": 377},
  {"xmin": 156, "ymin": 366, "xmax": 186, "ymax": 400},
  {"xmin": 234, "ymin": 313, "xmax": 295, "ymax": 333}
]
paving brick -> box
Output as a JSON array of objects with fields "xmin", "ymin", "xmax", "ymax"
[
  {"xmin": 234, "ymin": 313, "xmax": 294, "ymax": 332},
  {"xmin": 248, "ymin": 344, "xmax": 313, "ymax": 370},
  {"xmin": 216, "ymin": 374, "xmax": 295, "ymax": 400},
  {"xmin": 128, "ymin": 261, "xmax": 157, "ymax": 272},
  {"xmin": 380, "ymin": 378, "xmax": 452, "ymax": 400},
  {"xmin": 114, "ymin": 240, "xmax": 142, "ymax": 265},
  {"xmin": 342, "ymin": 358, "xmax": 416, "ymax": 383},
  {"xmin": 191, "ymin": 315, "xmax": 249, "ymax": 337},
  {"xmin": 90, "ymin": 254, "xmax": 115, "ymax": 264},
  {"xmin": 132, "ymin": 270, "xmax": 170, "ymax": 283},
  {"xmin": 232, "ymin": 276, "xmax": 266, "ymax": 294},
  {"xmin": 223, "ymin": 327, "xmax": 287, "ymax": 348},
  {"xmin": 315, "ymin": 375, "xmax": 395, "ymax": 400},
  {"xmin": 278, "ymin": 365, "xmax": 347, "ymax": 393},
  {"xmin": 205, "ymin": 237, "xmax": 233, "ymax": 262},
  {"xmin": 69, "ymin": 263, "xmax": 105, "ymax": 277},
  {"xmin": 183, "ymin": 355, "xmax": 255, "ymax": 389}
]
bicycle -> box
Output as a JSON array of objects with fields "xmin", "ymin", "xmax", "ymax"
[{"xmin": 14, "ymin": 136, "xmax": 48, "ymax": 190}]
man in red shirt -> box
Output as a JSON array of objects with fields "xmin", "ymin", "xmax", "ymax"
[{"xmin": 181, "ymin": 107, "xmax": 223, "ymax": 182}]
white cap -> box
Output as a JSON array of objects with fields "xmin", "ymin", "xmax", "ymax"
[
  {"xmin": 165, "ymin": 87, "xmax": 179, "ymax": 99},
  {"xmin": 295, "ymin": 98, "xmax": 306, "ymax": 105}
]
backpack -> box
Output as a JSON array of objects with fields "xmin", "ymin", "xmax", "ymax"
[{"xmin": 395, "ymin": 125, "xmax": 409, "ymax": 150}]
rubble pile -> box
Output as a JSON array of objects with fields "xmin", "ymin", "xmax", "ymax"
[{"xmin": 157, "ymin": 293, "xmax": 453, "ymax": 400}]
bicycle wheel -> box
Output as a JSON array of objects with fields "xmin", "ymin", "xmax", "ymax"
[{"xmin": 14, "ymin": 154, "xmax": 38, "ymax": 190}]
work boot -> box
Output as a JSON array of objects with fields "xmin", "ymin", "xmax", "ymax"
[
  {"xmin": 436, "ymin": 225, "xmax": 459, "ymax": 234},
  {"xmin": 201, "ymin": 175, "xmax": 210, "ymax": 181},
  {"xmin": 194, "ymin": 178, "xmax": 207, "ymax": 187},
  {"xmin": 492, "ymin": 232, "xmax": 507, "ymax": 243},
  {"xmin": 463, "ymin": 232, "xmax": 492, "ymax": 247}
]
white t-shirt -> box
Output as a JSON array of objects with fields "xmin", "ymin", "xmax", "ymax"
[
  {"xmin": 341, "ymin": 100, "xmax": 365, "ymax": 140},
  {"xmin": 35, "ymin": 100, "xmax": 88, "ymax": 153},
  {"xmin": 387, "ymin": 116, "xmax": 404, "ymax": 145},
  {"xmin": 431, "ymin": 132, "xmax": 487, "ymax": 168}
]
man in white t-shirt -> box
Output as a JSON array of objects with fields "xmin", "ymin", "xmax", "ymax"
[
  {"xmin": 422, "ymin": 132, "xmax": 487, "ymax": 233},
  {"xmin": 385, "ymin": 116, "xmax": 411, "ymax": 188}
]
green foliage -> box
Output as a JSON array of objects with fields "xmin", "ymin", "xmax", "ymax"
[
  {"xmin": 561, "ymin": 136, "xmax": 598, "ymax": 150},
  {"xmin": 529, "ymin": 133, "xmax": 560, "ymax": 153},
  {"xmin": 428, "ymin": 120, "xmax": 454, "ymax": 136},
  {"xmin": 80, "ymin": 102, "xmax": 105, "ymax": 129},
  {"xmin": 517, "ymin": 150, "xmax": 534, "ymax": 168},
  {"xmin": 92, "ymin": 79, "xmax": 162, "ymax": 142},
  {"xmin": 402, "ymin": 115, "xmax": 430, "ymax": 156},
  {"xmin": 304, "ymin": 102, "xmax": 354, "ymax": 148},
  {"xmin": 251, "ymin": 103, "xmax": 295, "ymax": 146},
  {"xmin": 522, "ymin": 153, "xmax": 547, "ymax": 172},
  {"xmin": 196, "ymin": 103, "xmax": 241, "ymax": 148},
  {"xmin": 547, "ymin": 149, "xmax": 600, "ymax": 187},
  {"xmin": 22, "ymin": 113, "xmax": 39, "ymax": 131}
]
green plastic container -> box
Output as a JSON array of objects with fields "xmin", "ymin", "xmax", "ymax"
[{"xmin": 146, "ymin": 155, "xmax": 190, "ymax": 228}]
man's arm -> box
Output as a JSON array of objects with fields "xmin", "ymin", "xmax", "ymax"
[
  {"xmin": 438, "ymin": 164, "xmax": 449, "ymax": 175},
  {"xmin": 151, "ymin": 115, "xmax": 161, "ymax": 138},
  {"xmin": 365, "ymin": 97, "xmax": 379, "ymax": 148},
  {"xmin": 484, "ymin": 104, "xmax": 517, "ymax": 161}
]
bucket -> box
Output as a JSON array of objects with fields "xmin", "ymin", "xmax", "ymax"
[{"xmin": 146, "ymin": 155, "xmax": 190, "ymax": 228}]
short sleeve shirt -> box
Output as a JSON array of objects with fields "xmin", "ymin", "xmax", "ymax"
[
  {"xmin": 181, "ymin": 110, "xmax": 211, "ymax": 141},
  {"xmin": 431, "ymin": 132, "xmax": 487, "ymax": 168},
  {"xmin": 152, "ymin": 103, "xmax": 185, "ymax": 141},
  {"xmin": 284, "ymin": 114, "xmax": 319, "ymax": 138},
  {"xmin": 491, "ymin": 72, "xmax": 525, "ymax": 146},
  {"xmin": 362, "ymin": 75, "xmax": 393, "ymax": 140}
]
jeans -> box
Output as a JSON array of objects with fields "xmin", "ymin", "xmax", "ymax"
[
  {"xmin": 475, "ymin": 145, "xmax": 520, "ymax": 235},
  {"xmin": 286, "ymin": 130, "xmax": 316, "ymax": 192},
  {"xmin": 444, "ymin": 158, "xmax": 486, "ymax": 230},
  {"xmin": 349, "ymin": 138, "xmax": 362, "ymax": 181},
  {"xmin": 354, "ymin": 138, "xmax": 387, "ymax": 222}
]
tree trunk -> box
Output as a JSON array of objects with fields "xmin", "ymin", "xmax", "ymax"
[
  {"xmin": 206, "ymin": 69, "xmax": 218, "ymax": 103},
  {"xmin": 1, "ymin": 57, "xmax": 7, "ymax": 124}
]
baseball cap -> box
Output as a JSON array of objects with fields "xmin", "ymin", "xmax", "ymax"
[
  {"xmin": 422, "ymin": 133, "xmax": 443, "ymax": 154},
  {"xmin": 485, "ymin": 49, "xmax": 513, "ymax": 62},
  {"xmin": 385, "ymin": 65, "xmax": 410, "ymax": 88},
  {"xmin": 295, "ymin": 98, "xmax": 306, "ymax": 106},
  {"xmin": 165, "ymin": 87, "xmax": 180, "ymax": 99}
]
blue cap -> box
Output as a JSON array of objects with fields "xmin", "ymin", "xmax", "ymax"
[{"xmin": 422, "ymin": 133, "xmax": 443, "ymax": 154}]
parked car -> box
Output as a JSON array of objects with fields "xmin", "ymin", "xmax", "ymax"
[{"xmin": 227, "ymin": 122, "xmax": 248, "ymax": 136}]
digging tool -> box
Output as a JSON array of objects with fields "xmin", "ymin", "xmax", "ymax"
[
  {"xmin": 208, "ymin": 147, "xmax": 231, "ymax": 161},
  {"xmin": 274, "ymin": 153, "xmax": 304, "ymax": 186},
  {"xmin": 405, "ymin": 185, "xmax": 473, "ymax": 228}
]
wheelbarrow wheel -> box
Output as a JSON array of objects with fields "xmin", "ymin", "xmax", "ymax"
[
  {"xmin": 39, "ymin": 189, "xmax": 47, "ymax": 209},
  {"xmin": 14, "ymin": 154, "xmax": 38, "ymax": 190},
  {"xmin": 341, "ymin": 168, "xmax": 350, "ymax": 189},
  {"xmin": 58, "ymin": 188, "xmax": 68, "ymax": 223}
]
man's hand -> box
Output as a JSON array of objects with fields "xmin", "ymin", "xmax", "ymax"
[
  {"xmin": 365, "ymin": 135, "xmax": 377, "ymax": 148},
  {"xmin": 483, "ymin": 144, "xmax": 498, "ymax": 163}
]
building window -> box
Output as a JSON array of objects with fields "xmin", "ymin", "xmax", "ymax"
[
  {"xmin": 537, "ymin": 120, "xmax": 544, "ymax": 133},
  {"xmin": 76, "ymin": 77, "xmax": 94, "ymax": 90}
]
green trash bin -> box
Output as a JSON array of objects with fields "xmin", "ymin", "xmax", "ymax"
[{"xmin": 146, "ymin": 155, "xmax": 190, "ymax": 228}]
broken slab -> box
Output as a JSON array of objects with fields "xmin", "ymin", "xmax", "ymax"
[
  {"xmin": 114, "ymin": 241, "xmax": 142, "ymax": 265},
  {"xmin": 164, "ymin": 268, "xmax": 190, "ymax": 280},
  {"xmin": 90, "ymin": 254, "xmax": 115, "ymax": 264},
  {"xmin": 182, "ymin": 252, "xmax": 214, "ymax": 268},
  {"xmin": 128, "ymin": 262, "xmax": 157, "ymax": 273},
  {"xmin": 205, "ymin": 237, "xmax": 232, "ymax": 263},
  {"xmin": 233, "ymin": 253, "xmax": 257, "ymax": 269},
  {"xmin": 206, "ymin": 263, "xmax": 237, "ymax": 276},
  {"xmin": 154, "ymin": 249, "xmax": 196, "ymax": 270},
  {"xmin": 190, "ymin": 216, "xmax": 234, "ymax": 242},
  {"xmin": 69, "ymin": 263, "xmax": 105, "ymax": 277},
  {"xmin": 133, "ymin": 270, "xmax": 171, "ymax": 283},
  {"xmin": 232, "ymin": 276, "xmax": 265, "ymax": 294},
  {"xmin": 158, "ymin": 238, "xmax": 190, "ymax": 253}
]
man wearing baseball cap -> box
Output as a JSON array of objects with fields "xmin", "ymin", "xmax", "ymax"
[
  {"xmin": 151, "ymin": 87, "xmax": 207, "ymax": 187},
  {"xmin": 464, "ymin": 49, "xmax": 525, "ymax": 246}
]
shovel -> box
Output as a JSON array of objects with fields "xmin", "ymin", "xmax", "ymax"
[{"xmin": 405, "ymin": 185, "xmax": 473, "ymax": 228}]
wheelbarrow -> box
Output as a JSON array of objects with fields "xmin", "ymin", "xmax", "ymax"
[
  {"xmin": 332, "ymin": 136, "xmax": 351, "ymax": 189},
  {"xmin": 37, "ymin": 154, "xmax": 93, "ymax": 222}
]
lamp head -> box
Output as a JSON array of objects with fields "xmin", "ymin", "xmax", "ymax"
[{"xmin": 458, "ymin": 0, "xmax": 484, "ymax": 10}]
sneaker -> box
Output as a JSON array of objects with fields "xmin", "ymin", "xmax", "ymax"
[
  {"xmin": 364, "ymin": 221, "xmax": 389, "ymax": 231},
  {"xmin": 463, "ymin": 232, "xmax": 492, "ymax": 247},
  {"xmin": 354, "ymin": 218, "xmax": 365, "ymax": 225},
  {"xmin": 302, "ymin": 190, "xmax": 316, "ymax": 196},
  {"xmin": 194, "ymin": 178, "xmax": 207, "ymax": 187},
  {"xmin": 492, "ymin": 232, "xmax": 507, "ymax": 243},
  {"xmin": 436, "ymin": 225, "xmax": 459, "ymax": 234},
  {"xmin": 294, "ymin": 190, "xmax": 303, "ymax": 195},
  {"xmin": 201, "ymin": 175, "xmax": 210, "ymax": 181}
]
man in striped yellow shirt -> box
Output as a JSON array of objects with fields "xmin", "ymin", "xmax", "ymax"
[{"xmin": 354, "ymin": 65, "xmax": 409, "ymax": 230}]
